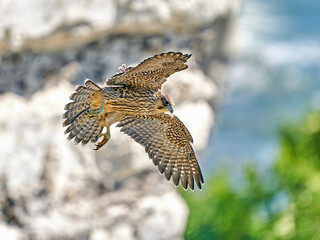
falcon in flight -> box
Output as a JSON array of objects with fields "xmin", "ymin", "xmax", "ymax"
[{"xmin": 63, "ymin": 52, "xmax": 204, "ymax": 190}]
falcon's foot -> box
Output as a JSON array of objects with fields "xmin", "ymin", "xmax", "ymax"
[
  {"xmin": 88, "ymin": 101, "xmax": 105, "ymax": 116},
  {"xmin": 94, "ymin": 128, "xmax": 110, "ymax": 150}
]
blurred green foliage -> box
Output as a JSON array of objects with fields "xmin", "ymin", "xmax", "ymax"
[{"xmin": 182, "ymin": 112, "xmax": 320, "ymax": 240}]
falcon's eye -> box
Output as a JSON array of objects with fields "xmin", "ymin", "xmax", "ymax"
[{"xmin": 162, "ymin": 98, "xmax": 170, "ymax": 106}]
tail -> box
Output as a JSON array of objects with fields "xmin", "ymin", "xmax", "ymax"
[{"xmin": 63, "ymin": 79, "xmax": 105, "ymax": 145}]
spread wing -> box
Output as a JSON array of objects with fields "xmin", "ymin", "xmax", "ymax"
[
  {"xmin": 116, "ymin": 114, "xmax": 204, "ymax": 190},
  {"xmin": 106, "ymin": 52, "xmax": 191, "ymax": 90}
]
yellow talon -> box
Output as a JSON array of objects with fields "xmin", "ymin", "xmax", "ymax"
[{"xmin": 94, "ymin": 127, "xmax": 111, "ymax": 150}]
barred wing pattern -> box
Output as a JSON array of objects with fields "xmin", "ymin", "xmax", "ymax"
[
  {"xmin": 106, "ymin": 52, "xmax": 191, "ymax": 90},
  {"xmin": 116, "ymin": 114, "xmax": 204, "ymax": 190},
  {"xmin": 63, "ymin": 80, "xmax": 105, "ymax": 145}
]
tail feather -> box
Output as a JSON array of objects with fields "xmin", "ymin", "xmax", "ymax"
[
  {"xmin": 75, "ymin": 115, "xmax": 101, "ymax": 145},
  {"xmin": 69, "ymin": 91, "xmax": 90, "ymax": 102},
  {"xmin": 63, "ymin": 102, "xmax": 88, "ymax": 118},
  {"xmin": 63, "ymin": 107, "xmax": 88, "ymax": 127},
  {"xmin": 91, "ymin": 121, "xmax": 103, "ymax": 143},
  {"xmin": 63, "ymin": 79, "xmax": 105, "ymax": 145},
  {"xmin": 84, "ymin": 79, "xmax": 102, "ymax": 90},
  {"xmin": 75, "ymin": 86, "xmax": 93, "ymax": 95},
  {"xmin": 81, "ymin": 118, "xmax": 98, "ymax": 145}
]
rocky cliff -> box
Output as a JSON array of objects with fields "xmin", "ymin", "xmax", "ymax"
[{"xmin": 0, "ymin": 0, "xmax": 239, "ymax": 239}]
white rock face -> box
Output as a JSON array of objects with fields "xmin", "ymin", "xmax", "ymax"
[
  {"xmin": 0, "ymin": 0, "xmax": 238, "ymax": 239},
  {"xmin": 0, "ymin": 223, "xmax": 27, "ymax": 240},
  {"xmin": 0, "ymin": 0, "xmax": 239, "ymax": 51}
]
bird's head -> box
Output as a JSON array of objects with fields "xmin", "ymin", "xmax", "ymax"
[{"xmin": 155, "ymin": 91, "xmax": 175, "ymax": 114}]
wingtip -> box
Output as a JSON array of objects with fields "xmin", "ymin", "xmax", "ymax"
[{"xmin": 159, "ymin": 51, "xmax": 192, "ymax": 61}]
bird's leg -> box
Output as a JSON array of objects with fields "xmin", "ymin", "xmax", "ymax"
[
  {"xmin": 88, "ymin": 101, "xmax": 105, "ymax": 116},
  {"xmin": 94, "ymin": 125, "xmax": 111, "ymax": 150}
]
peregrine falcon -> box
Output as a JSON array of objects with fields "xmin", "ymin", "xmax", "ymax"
[{"xmin": 63, "ymin": 52, "xmax": 204, "ymax": 190}]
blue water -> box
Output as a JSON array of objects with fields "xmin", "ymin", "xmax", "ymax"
[{"xmin": 204, "ymin": 0, "xmax": 320, "ymax": 177}]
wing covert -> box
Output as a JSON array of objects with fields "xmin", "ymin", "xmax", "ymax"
[
  {"xmin": 106, "ymin": 52, "xmax": 191, "ymax": 90},
  {"xmin": 116, "ymin": 114, "xmax": 204, "ymax": 190}
]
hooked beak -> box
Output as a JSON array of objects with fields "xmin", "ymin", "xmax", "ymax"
[{"xmin": 166, "ymin": 105, "xmax": 174, "ymax": 113}]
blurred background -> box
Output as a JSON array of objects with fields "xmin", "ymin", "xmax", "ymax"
[{"xmin": 0, "ymin": 0, "xmax": 319, "ymax": 239}]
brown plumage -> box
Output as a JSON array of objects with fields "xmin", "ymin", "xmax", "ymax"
[{"xmin": 63, "ymin": 52, "xmax": 204, "ymax": 190}]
